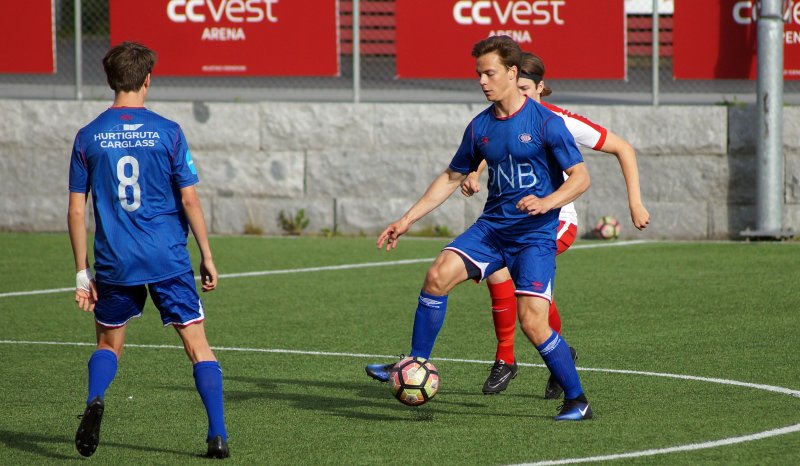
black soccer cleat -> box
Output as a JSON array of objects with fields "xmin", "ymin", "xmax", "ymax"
[
  {"xmin": 554, "ymin": 394, "xmax": 593, "ymax": 421},
  {"xmin": 544, "ymin": 346, "xmax": 578, "ymax": 400},
  {"xmin": 75, "ymin": 396, "xmax": 105, "ymax": 457},
  {"xmin": 482, "ymin": 359, "xmax": 519, "ymax": 394},
  {"xmin": 206, "ymin": 435, "xmax": 230, "ymax": 459}
]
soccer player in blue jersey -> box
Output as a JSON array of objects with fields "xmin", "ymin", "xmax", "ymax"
[
  {"xmin": 365, "ymin": 36, "xmax": 593, "ymax": 421},
  {"xmin": 68, "ymin": 42, "xmax": 230, "ymax": 458}
]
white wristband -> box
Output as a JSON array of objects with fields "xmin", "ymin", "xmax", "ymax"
[{"xmin": 76, "ymin": 268, "xmax": 94, "ymax": 292}]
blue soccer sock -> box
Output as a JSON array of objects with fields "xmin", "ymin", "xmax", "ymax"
[
  {"xmin": 86, "ymin": 349, "xmax": 118, "ymax": 404},
  {"xmin": 193, "ymin": 361, "xmax": 228, "ymax": 441},
  {"xmin": 409, "ymin": 291, "xmax": 448, "ymax": 360},
  {"xmin": 536, "ymin": 331, "xmax": 584, "ymax": 400}
]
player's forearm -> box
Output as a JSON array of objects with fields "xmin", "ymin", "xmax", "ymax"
[
  {"xmin": 602, "ymin": 132, "xmax": 645, "ymax": 209},
  {"xmin": 67, "ymin": 194, "xmax": 90, "ymax": 272},
  {"xmin": 547, "ymin": 164, "xmax": 590, "ymax": 209},
  {"xmin": 181, "ymin": 190, "xmax": 213, "ymax": 261},
  {"xmin": 402, "ymin": 170, "xmax": 464, "ymax": 224},
  {"xmin": 616, "ymin": 148, "xmax": 645, "ymax": 209},
  {"xmin": 474, "ymin": 160, "xmax": 487, "ymax": 178}
]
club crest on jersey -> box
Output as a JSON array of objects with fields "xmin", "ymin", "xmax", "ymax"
[
  {"xmin": 518, "ymin": 133, "xmax": 532, "ymax": 143},
  {"xmin": 479, "ymin": 136, "xmax": 490, "ymax": 147}
]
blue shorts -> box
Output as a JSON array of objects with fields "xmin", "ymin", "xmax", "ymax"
[
  {"xmin": 444, "ymin": 221, "xmax": 556, "ymax": 300},
  {"xmin": 94, "ymin": 270, "xmax": 205, "ymax": 328}
]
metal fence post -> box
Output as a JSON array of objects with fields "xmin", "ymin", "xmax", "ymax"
[
  {"xmin": 651, "ymin": 0, "xmax": 659, "ymax": 106},
  {"xmin": 743, "ymin": 0, "xmax": 793, "ymax": 239},
  {"xmin": 353, "ymin": 0, "xmax": 361, "ymax": 103},
  {"xmin": 74, "ymin": 0, "xmax": 82, "ymax": 100}
]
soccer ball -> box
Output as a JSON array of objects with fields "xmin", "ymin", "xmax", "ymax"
[
  {"xmin": 594, "ymin": 215, "xmax": 621, "ymax": 240},
  {"xmin": 389, "ymin": 357, "xmax": 439, "ymax": 406}
]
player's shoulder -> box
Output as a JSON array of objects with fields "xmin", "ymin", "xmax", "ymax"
[
  {"xmin": 142, "ymin": 108, "xmax": 183, "ymax": 131},
  {"xmin": 522, "ymin": 98, "xmax": 560, "ymax": 121}
]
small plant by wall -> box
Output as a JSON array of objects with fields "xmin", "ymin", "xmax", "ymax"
[{"xmin": 278, "ymin": 209, "xmax": 310, "ymax": 236}]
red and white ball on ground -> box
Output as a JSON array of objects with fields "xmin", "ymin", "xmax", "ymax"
[
  {"xmin": 389, "ymin": 357, "xmax": 439, "ymax": 406},
  {"xmin": 594, "ymin": 215, "xmax": 621, "ymax": 240}
]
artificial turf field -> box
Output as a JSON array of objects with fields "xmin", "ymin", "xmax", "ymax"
[{"xmin": 0, "ymin": 233, "xmax": 798, "ymax": 465}]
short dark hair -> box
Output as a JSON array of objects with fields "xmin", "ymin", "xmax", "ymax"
[
  {"xmin": 471, "ymin": 36, "xmax": 522, "ymax": 71},
  {"xmin": 102, "ymin": 42, "xmax": 157, "ymax": 93},
  {"xmin": 520, "ymin": 52, "xmax": 552, "ymax": 97}
]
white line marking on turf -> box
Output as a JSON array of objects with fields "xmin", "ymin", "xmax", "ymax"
[
  {"xmin": 513, "ymin": 424, "xmax": 800, "ymax": 466},
  {"xmin": 0, "ymin": 338, "xmax": 798, "ymax": 463},
  {"xmin": 0, "ymin": 240, "xmax": 653, "ymax": 299}
]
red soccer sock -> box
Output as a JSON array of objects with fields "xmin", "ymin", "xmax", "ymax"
[
  {"xmin": 549, "ymin": 298, "xmax": 562, "ymax": 334},
  {"xmin": 488, "ymin": 279, "xmax": 517, "ymax": 363}
]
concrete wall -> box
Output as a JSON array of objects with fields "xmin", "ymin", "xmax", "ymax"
[{"xmin": 0, "ymin": 99, "xmax": 797, "ymax": 239}]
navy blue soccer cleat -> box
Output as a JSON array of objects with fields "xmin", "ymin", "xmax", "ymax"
[
  {"xmin": 554, "ymin": 396, "xmax": 593, "ymax": 421},
  {"xmin": 365, "ymin": 363, "xmax": 394, "ymax": 383}
]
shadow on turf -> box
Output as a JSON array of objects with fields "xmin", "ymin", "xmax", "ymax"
[
  {"xmin": 220, "ymin": 375, "xmax": 552, "ymax": 422},
  {"xmin": 0, "ymin": 429, "xmax": 200, "ymax": 460}
]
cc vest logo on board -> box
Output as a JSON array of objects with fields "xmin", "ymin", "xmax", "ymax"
[
  {"xmin": 452, "ymin": 1, "xmax": 566, "ymax": 26},
  {"xmin": 518, "ymin": 133, "xmax": 532, "ymax": 143},
  {"xmin": 166, "ymin": 0, "xmax": 279, "ymax": 23}
]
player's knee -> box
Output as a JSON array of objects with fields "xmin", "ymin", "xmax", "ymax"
[{"xmin": 423, "ymin": 267, "xmax": 452, "ymax": 295}]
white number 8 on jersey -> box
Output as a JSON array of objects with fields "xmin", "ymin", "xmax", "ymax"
[{"xmin": 117, "ymin": 156, "xmax": 141, "ymax": 212}]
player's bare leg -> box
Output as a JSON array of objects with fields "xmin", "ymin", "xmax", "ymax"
[{"xmin": 175, "ymin": 321, "xmax": 216, "ymax": 364}]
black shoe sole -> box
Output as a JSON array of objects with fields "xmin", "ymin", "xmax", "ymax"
[{"xmin": 75, "ymin": 398, "xmax": 104, "ymax": 457}]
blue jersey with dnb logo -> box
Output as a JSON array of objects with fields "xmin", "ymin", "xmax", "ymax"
[
  {"xmin": 69, "ymin": 107, "xmax": 199, "ymax": 286},
  {"xmin": 449, "ymin": 98, "xmax": 584, "ymax": 242}
]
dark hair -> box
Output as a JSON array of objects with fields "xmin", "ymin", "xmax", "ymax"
[
  {"xmin": 102, "ymin": 42, "xmax": 157, "ymax": 93},
  {"xmin": 520, "ymin": 52, "xmax": 552, "ymax": 97},
  {"xmin": 471, "ymin": 36, "xmax": 522, "ymax": 72}
]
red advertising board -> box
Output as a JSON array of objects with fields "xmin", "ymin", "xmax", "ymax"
[
  {"xmin": 396, "ymin": 0, "xmax": 626, "ymax": 79},
  {"xmin": 673, "ymin": 0, "xmax": 800, "ymax": 80},
  {"xmin": 110, "ymin": 0, "xmax": 339, "ymax": 76},
  {"xmin": 0, "ymin": 1, "xmax": 55, "ymax": 74}
]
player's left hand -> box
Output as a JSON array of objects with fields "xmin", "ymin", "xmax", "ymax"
[
  {"xmin": 516, "ymin": 195, "xmax": 552, "ymax": 216},
  {"xmin": 199, "ymin": 259, "xmax": 218, "ymax": 292},
  {"xmin": 630, "ymin": 203, "xmax": 651, "ymax": 230}
]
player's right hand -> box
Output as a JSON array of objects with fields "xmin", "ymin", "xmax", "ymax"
[
  {"xmin": 377, "ymin": 219, "xmax": 410, "ymax": 251},
  {"xmin": 75, "ymin": 268, "xmax": 97, "ymax": 312},
  {"xmin": 460, "ymin": 173, "xmax": 481, "ymax": 197}
]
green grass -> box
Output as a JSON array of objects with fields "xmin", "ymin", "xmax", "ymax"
[{"xmin": 1, "ymin": 233, "xmax": 799, "ymax": 465}]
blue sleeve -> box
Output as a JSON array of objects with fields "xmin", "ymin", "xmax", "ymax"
[
  {"xmin": 448, "ymin": 122, "xmax": 483, "ymax": 174},
  {"xmin": 171, "ymin": 128, "xmax": 199, "ymax": 189},
  {"xmin": 68, "ymin": 132, "xmax": 89, "ymax": 193},
  {"xmin": 543, "ymin": 116, "xmax": 584, "ymax": 171}
]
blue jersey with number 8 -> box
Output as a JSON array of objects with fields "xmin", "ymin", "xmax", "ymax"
[{"xmin": 69, "ymin": 107, "xmax": 198, "ymax": 286}]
